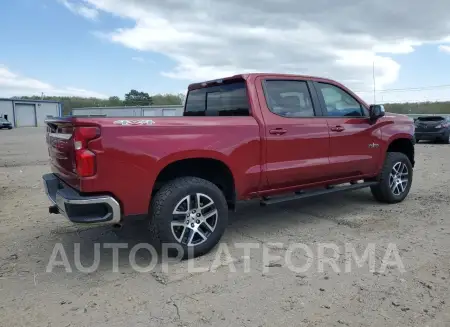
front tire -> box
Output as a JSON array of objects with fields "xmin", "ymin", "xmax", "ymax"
[
  {"xmin": 149, "ymin": 177, "xmax": 229, "ymax": 259},
  {"xmin": 370, "ymin": 152, "xmax": 413, "ymax": 204}
]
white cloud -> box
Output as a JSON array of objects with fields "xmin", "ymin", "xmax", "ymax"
[
  {"xmin": 58, "ymin": 0, "xmax": 99, "ymax": 20},
  {"xmin": 64, "ymin": 0, "xmax": 450, "ymax": 103},
  {"xmin": 438, "ymin": 45, "xmax": 450, "ymax": 54},
  {"xmin": 0, "ymin": 65, "xmax": 108, "ymax": 98}
]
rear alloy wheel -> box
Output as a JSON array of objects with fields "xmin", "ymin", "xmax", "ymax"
[
  {"xmin": 149, "ymin": 177, "xmax": 228, "ymax": 259},
  {"xmin": 171, "ymin": 193, "xmax": 218, "ymax": 247},
  {"xmin": 371, "ymin": 152, "xmax": 413, "ymax": 203}
]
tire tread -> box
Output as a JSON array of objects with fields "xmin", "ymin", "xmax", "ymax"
[
  {"xmin": 370, "ymin": 152, "xmax": 412, "ymax": 204},
  {"xmin": 149, "ymin": 177, "xmax": 228, "ymax": 258}
]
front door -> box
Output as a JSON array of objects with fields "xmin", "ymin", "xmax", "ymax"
[
  {"xmin": 313, "ymin": 81, "xmax": 381, "ymax": 179},
  {"xmin": 256, "ymin": 78, "xmax": 331, "ymax": 190}
]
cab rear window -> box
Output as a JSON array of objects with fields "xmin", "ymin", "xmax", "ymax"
[{"xmin": 184, "ymin": 81, "xmax": 250, "ymax": 116}]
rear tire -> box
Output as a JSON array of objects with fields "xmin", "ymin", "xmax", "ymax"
[
  {"xmin": 149, "ymin": 177, "xmax": 228, "ymax": 259},
  {"xmin": 370, "ymin": 152, "xmax": 413, "ymax": 204}
]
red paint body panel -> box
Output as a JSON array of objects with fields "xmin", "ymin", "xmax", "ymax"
[
  {"xmin": 70, "ymin": 117, "xmax": 261, "ymax": 215},
  {"xmin": 326, "ymin": 117, "xmax": 382, "ymax": 179},
  {"xmin": 375, "ymin": 113, "xmax": 416, "ymax": 171},
  {"xmin": 45, "ymin": 73, "xmax": 414, "ymax": 217},
  {"xmin": 254, "ymin": 76, "xmax": 332, "ymax": 188}
]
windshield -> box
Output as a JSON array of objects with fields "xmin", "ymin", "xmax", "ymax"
[{"xmin": 0, "ymin": 118, "xmax": 8, "ymax": 122}]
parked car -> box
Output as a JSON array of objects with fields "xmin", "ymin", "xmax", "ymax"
[
  {"xmin": 0, "ymin": 117, "xmax": 12, "ymax": 129},
  {"xmin": 42, "ymin": 73, "xmax": 415, "ymax": 258},
  {"xmin": 414, "ymin": 116, "xmax": 450, "ymax": 143}
]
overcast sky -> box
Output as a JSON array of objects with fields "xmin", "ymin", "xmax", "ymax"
[{"xmin": 1, "ymin": 0, "xmax": 450, "ymax": 103}]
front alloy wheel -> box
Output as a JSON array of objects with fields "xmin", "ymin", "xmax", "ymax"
[
  {"xmin": 389, "ymin": 162, "xmax": 409, "ymax": 196},
  {"xmin": 171, "ymin": 193, "xmax": 218, "ymax": 246},
  {"xmin": 370, "ymin": 152, "xmax": 413, "ymax": 204}
]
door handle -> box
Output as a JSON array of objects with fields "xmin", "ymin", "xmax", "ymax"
[
  {"xmin": 269, "ymin": 128, "xmax": 287, "ymax": 135},
  {"xmin": 330, "ymin": 125, "xmax": 345, "ymax": 132}
]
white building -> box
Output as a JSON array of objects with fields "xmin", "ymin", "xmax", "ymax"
[
  {"xmin": 0, "ymin": 98, "xmax": 62, "ymax": 128},
  {"xmin": 71, "ymin": 105, "xmax": 184, "ymax": 117}
]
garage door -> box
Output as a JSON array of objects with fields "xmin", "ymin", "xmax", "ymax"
[
  {"xmin": 162, "ymin": 109, "xmax": 177, "ymax": 116},
  {"xmin": 15, "ymin": 104, "xmax": 36, "ymax": 127},
  {"xmin": 143, "ymin": 109, "xmax": 158, "ymax": 116}
]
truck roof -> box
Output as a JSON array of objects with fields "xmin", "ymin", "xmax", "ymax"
[{"xmin": 187, "ymin": 73, "xmax": 340, "ymax": 91}]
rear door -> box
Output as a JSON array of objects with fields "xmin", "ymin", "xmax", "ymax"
[
  {"xmin": 255, "ymin": 77, "xmax": 331, "ymax": 190},
  {"xmin": 313, "ymin": 81, "xmax": 381, "ymax": 179}
]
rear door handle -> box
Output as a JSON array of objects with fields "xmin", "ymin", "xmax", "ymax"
[
  {"xmin": 330, "ymin": 125, "xmax": 345, "ymax": 132},
  {"xmin": 269, "ymin": 128, "xmax": 287, "ymax": 135}
]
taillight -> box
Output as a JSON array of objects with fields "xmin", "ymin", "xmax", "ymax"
[{"xmin": 73, "ymin": 126, "xmax": 100, "ymax": 177}]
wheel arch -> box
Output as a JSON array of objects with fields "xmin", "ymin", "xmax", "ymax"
[
  {"xmin": 385, "ymin": 136, "xmax": 415, "ymax": 168},
  {"xmin": 152, "ymin": 153, "xmax": 236, "ymax": 209}
]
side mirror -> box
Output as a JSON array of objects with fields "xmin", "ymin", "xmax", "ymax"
[{"xmin": 369, "ymin": 104, "xmax": 385, "ymax": 121}]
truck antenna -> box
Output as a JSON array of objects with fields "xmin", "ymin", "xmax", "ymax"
[{"xmin": 372, "ymin": 61, "xmax": 376, "ymax": 104}]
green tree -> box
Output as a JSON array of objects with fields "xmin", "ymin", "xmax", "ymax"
[
  {"xmin": 108, "ymin": 96, "xmax": 123, "ymax": 106},
  {"xmin": 124, "ymin": 89, "xmax": 153, "ymax": 106},
  {"xmin": 151, "ymin": 93, "xmax": 184, "ymax": 105}
]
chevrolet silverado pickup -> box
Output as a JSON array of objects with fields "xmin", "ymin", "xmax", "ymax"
[{"xmin": 43, "ymin": 73, "xmax": 415, "ymax": 257}]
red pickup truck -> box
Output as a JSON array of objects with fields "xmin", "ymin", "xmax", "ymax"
[{"xmin": 43, "ymin": 73, "xmax": 415, "ymax": 257}]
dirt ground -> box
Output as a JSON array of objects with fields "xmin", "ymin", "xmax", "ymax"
[{"xmin": 0, "ymin": 127, "xmax": 449, "ymax": 327}]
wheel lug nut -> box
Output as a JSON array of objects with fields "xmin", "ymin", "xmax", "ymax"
[
  {"xmin": 196, "ymin": 213, "xmax": 201, "ymax": 217},
  {"xmin": 192, "ymin": 210, "xmax": 196, "ymax": 213},
  {"xmin": 196, "ymin": 220, "xmax": 200, "ymax": 224},
  {"xmin": 191, "ymin": 223, "xmax": 194, "ymax": 227}
]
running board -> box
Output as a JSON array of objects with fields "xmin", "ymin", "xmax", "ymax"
[{"xmin": 260, "ymin": 182, "xmax": 378, "ymax": 206}]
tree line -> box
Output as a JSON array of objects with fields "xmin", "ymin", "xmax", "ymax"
[
  {"xmin": 14, "ymin": 88, "xmax": 450, "ymax": 115},
  {"xmin": 16, "ymin": 90, "xmax": 185, "ymax": 115},
  {"xmin": 383, "ymin": 101, "xmax": 450, "ymax": 115}
]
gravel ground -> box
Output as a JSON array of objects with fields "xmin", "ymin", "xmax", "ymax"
[{"xmin": 0, "ymin": 127, "xmax": 449, "ymax": 327}]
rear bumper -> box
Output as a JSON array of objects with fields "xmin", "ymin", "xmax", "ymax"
[
  {"xmin": 415, "ymin": 131, "xmax": 447, "ymax": 140},
  {"xmin": 42, "ymin": 173, "xmax": 121, "ymax": 225}
]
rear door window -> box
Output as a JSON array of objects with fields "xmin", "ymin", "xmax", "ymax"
[
  {"xmin": 184, "ymin": 81, "xmax": 250, "ymax": 116},
  {"xmin": 263, "ymin": 80, "xmax": 317, "ymax": 117}
]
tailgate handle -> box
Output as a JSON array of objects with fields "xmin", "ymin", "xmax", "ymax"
[
  {"xmin": 331, "ymin": 125, "xmax": 345, "ymax": 132},
  {"xmin": 269, "ymin": 128, "xmax": 287, "ymax": 135}
]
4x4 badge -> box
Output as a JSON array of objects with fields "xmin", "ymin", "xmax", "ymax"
[
  {"xmin": 113, "ymin": 120, "xmax": 155, "ymax": 126},
  {"xmin": 368, "ymin": 143, "xmax": 379, "ymax": 148}
]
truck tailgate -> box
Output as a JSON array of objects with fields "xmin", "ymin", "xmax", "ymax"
[{"xmin": 46, "ymin": 120, "xmax": 80, "ymax": 189}]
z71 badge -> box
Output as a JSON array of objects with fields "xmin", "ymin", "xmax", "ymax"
[{"xmin": 113, "ymin": 120, "xmax": 155, "ymax": 126}]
